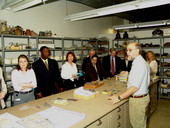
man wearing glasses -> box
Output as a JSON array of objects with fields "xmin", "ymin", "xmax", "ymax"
[{"xmin": 108, "ymin": 42, "xmax": 150, "ymax": 128}]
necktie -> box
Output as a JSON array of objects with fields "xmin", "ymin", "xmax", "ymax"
[
  {"xmin": 44, "ymin": 60, "xmax": 49, "ymax": 70},
  {"xmin": 111, "ymin": 57, "xmax": 114, "ymax": 75},
  {"xmin": 93, "ymin": 64, "xmax": 100, "ymax": 80}
]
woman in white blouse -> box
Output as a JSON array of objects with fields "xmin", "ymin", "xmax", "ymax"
[
  {"xmin": 146, "ymin": 51, "xmax": 158, "ymax": 76},
  {"xmin": 0, "ymin": 67, "xmax": 7, "ymax": 109},
  {"xmin": 61, "ymin": 52, "xmax": 79, "ymax": 91},
  {"xmin": 11, "ymin": 55, "xmax": 37, "ymax": 106}
]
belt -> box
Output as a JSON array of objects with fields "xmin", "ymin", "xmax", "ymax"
[
  {"xmin": 130, "ymin": 94, "xmax": 148, "ymax": 98},
  {"xmin": 14, "ymin": 90, "xmax": 33, "ymax": 94}
]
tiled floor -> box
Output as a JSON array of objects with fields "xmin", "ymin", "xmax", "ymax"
[{"xmin": 147, "ymin": 99, "xmax": 170, "ymax": 128}]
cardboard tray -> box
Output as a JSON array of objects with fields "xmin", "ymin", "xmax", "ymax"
[{"xmin": 84, "ymin": 81, "xmax": 104, "ymax": 89}]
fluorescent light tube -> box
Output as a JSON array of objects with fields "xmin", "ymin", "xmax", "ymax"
[
  {"xmin": 66, "ymin": 0, "xmax": 170, "ymax": 21},
  {"xmin": 138, "ymin": 21, "xmax": 166, "ymax": 28},
  {"xmin": 1, "ymin": 0, "xmax": 23, "ymax": 9},
  {"xmin": 12, "ymin": 0, "xmax": 47, "ymax": 12},
  {"xmin": 113, "ymin": 24, "xmax": 137, "ymax": 30}
]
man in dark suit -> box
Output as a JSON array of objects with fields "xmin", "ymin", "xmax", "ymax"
[
  {"xmin": 102, "ymin": 48, "xmax": 124, "ymax": 77},
  {"xmin": 82, "ymin": 49, "xmax": 101, "ymax": 73},
  {"xmin": 32, "ymin": 46, "xmax": 63, "ymax": 98},
  {"xmin": 85, "ymin": 55, "xmax": 110, "ymax": 82}
]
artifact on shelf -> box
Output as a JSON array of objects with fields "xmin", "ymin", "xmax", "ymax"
[
  {"xmin": 115, "ymin": 30, "xmax": 121, "ymax": 39},
  {"xmin": 38, "ymin": 41, "xmax": 54, "ymax": 49},
  {"xmin": 163, "ymin": 70, "xmax": 170, "ymax": 77},
  {"xmin": 163, "ymin": 42, "xmax": 170, "ymax": 46},
  {"xmin": 152, "ymin": 28, "xmax": 163, "ymax": 37},
  {"xmin": 161, "ymin": 62, "xmax": 170, "ymax": 67},
  {"xmin": 14, "ymin": 25, "xmax": 23, "ymax": 35},
  {"xmin": 122, "ymin": 41, "xmax": 129, "ymax": 48},
  {"xmin": 160, "ymin": 84, "xmax": 170, "ymax": 88},
  {"xmin": 65, "ymin": 44, "xmax": 77, "ymax": 51},
  {"xmin": 25, "ymin": 29, "xmax": 31, "ymax": 36},
  {"xmin": 123, "ymin": 31, "xmax": 129, "ymax": 39}
]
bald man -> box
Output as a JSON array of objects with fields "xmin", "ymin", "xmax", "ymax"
[{"xmin": 108, "ymin": 42, "xmax": 150, "ymax": 128}]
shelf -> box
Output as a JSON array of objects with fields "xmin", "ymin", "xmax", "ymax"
[
  {"xmin": 162, "ymin": 46, "xmax": 170, "ymax": 48},
  {"xmin": 160, "ymin": 76, "xmax": 170, "ymax": 79},
  {"xmin": 88, "ymin": 42, "xmax": 109, "ymax": 45},
  {"xmin": 141, "ymin": 47, "xmax": 160, "ymax": 49},
  {"xmin": 159, "ymin": 95, "xmax": 170, "ymax": 99},
  {"xmin": 160, "ymin": 66, "xmax": 170, "ymax": 69},
  {"xmin": 4, "ymin": 49, "xmax": 37, "ymax": 52}
]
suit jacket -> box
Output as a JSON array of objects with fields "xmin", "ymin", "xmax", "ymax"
[
  {"xmin": 82, "ymin": 56, "xmax": 101, "ymax": 72},
  {"xmin": 102, "ymin": 55, "xmax": 124, "ymax": 77},
  {"xmin": 85, "ymin": 62, "xmax": 108, "ymax": 82},
  {"xmin": 32, "ymin": 58, "xmax": 63, "ymax": 97},
  {"xmin": 122, "ymin": 59, "xmax": 133, "ymax": 72}
]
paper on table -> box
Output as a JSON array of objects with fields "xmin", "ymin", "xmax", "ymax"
[
  {"xmin": 0, "ymin": 113, "xmax": 24, "ymax": 128},
  {"xmin": 18, "ymin": 106, "xmax": 86, "ymax": 128}
]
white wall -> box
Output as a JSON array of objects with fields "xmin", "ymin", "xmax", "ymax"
[{"xmin": 0, "ymin": 0, "xmax": 114, "ymax": 38}]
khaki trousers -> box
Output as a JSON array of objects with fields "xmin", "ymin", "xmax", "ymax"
[{"xmin": 129, "ymin": 94, "xmax": 150, "ymax": 128}]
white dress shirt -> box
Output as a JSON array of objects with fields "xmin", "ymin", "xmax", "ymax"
[
  {"xmin": 128, "ymin": 55, "xmax": 150, "ymax": 96},
  {"xmin": 147, "ymin": 60, "xmax": 158, "ymax": 76},
  {"xmin": 11, "ymin": 69, "xmax": 37, "ymax": 92},
  {"xmin": 61, "ymin": 62, "xmax": 78, "ymax": 81},
  {"xmin": 0, "ymin": 67, "xmax": 7, "ymax": 108}
]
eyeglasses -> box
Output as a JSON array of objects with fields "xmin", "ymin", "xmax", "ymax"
[{"xmin": 127, "ymin": 48, "xmax": 138, "ymax": 52}]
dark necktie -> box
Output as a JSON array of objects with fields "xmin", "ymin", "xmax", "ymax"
[{"xmin": 111, "ymin": 57, "xmax": 115, "ymax": 75}]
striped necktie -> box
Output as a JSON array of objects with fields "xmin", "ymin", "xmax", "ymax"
[{"xmin": 44, "ymin": 60, "xmax": 49, "ymax": 70}]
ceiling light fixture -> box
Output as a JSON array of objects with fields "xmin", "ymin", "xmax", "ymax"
[
  {"xmin": 114, "ymin": 24, "xmax": 137, "ymax": 30},
  {"xmin": 12, "ymin": 0, "xmax": 47, "ymax": 12},
  {"xmin": 1, "ymin": 0, "xmax": 47, "ymax": 12},
  {"xmin": 138, "ymin": 21, "xmax": 166, "ymax": 28},
  {"xmin": 1, "ymin": 0, "xmax": 23, "ymax": 9},
  {"xmin": 112, "ymin": 20, "xmax": 169, "ymax": 30},
  {"xmin": 65, "ymin": 0, "xmax": 170, "ymax": 21}
]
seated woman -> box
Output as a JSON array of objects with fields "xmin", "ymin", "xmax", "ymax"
[
  {"xmin": 11, "ymin": 55, "xmax": 37, "ymax": 106},
  {"xmin": 146, "ymin": 51, "xmax": 158, "ymax": 76},
  {"xmin": 0, "ymin": 67, "xmax": 7, "ymax": 109},
  {"xmin": 85, "ymin": 55, "xmax": 110, "ymax": 82},
  {"xmin": 61, "ymin": 52, "xmax": 84, "ymax": 91}
]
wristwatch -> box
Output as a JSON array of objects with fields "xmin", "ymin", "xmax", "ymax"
[{"xmin": 118, "ymin": 96, "xmax": 122, "ymax": 101}]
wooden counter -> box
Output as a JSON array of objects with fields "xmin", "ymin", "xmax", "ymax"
[{"xmin": 0, "ymin": 78, "xmax": 159, "ymax": 128}]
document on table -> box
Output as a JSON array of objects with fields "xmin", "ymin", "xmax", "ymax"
[
  {"xmin": 17, "ymin": 106, "xmax": 86, "ymax": 128},
  {"xmin": 0, "ymin": 113, "xmax": 24, "ymax": 128}
]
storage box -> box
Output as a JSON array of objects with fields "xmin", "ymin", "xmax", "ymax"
[
  {"xmin": 73, "ymin": 87, "xmax": 99, "ymax": 100},
  {"xmin": 38, "ymin": 44, "xmax": 55, "ymax": 49},
  {"xmin": 84, "ymin": 81, "xmax": 104, "ymax": 89},
  {"xmin": 115, "ymin": 75, "xmax": 128, "ymax": 82}
]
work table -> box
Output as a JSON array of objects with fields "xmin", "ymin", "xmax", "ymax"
[{"xmin": 0, "ymin": 78, "xmax": 159, "ymax": 128}]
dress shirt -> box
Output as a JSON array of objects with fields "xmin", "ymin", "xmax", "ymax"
[
  {"xmin": 11, "ymin": 69, "xmax": 37, "ymax": 92},
  {"xmin": 147, "ymin": 60, "xmax": 158, "ymax": 76},
  {"xmin": 61, "ymin": 62, "xmax": 78, "ymax": 81},
  {"xmin": 41, "ymin": 58, "xmax": 48, "ymax": 66},
  {"xmin": 0, "ymin": 67, "xmax": 7, "ymax": 109},
  {"xmin": 128, "ymin": 55, "xmax": 150, "ymax": 96},
  {"xmin": 110, "ymin": 56, "xmax": 116, "ymax": 73}
]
